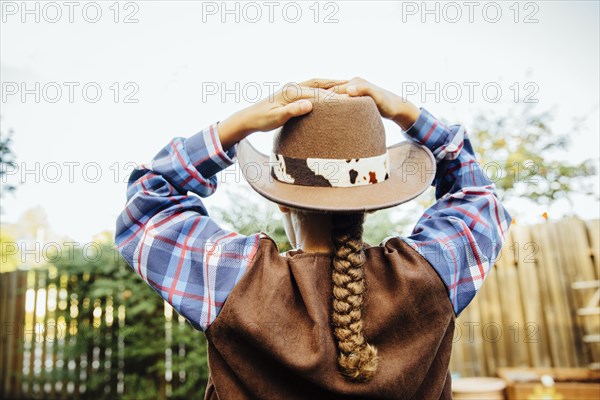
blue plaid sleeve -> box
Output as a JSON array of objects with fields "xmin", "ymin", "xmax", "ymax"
[
  {"xmin": 398, "ymin": 109, "xmax": 512, "ymax": 316},
  {"xmin": 115, "ymin": 123, "xmax": 260, "ymax": 331}
]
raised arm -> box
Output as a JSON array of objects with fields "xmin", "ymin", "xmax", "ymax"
[
  {"xmin": 399, "ymin": 110, "xmax": 512, "ymax": 315},
  {"xmin": 114, "ymin": 124, "xmax": 261, "ymax": 331},
  {"xmin": 331, "ymin": 77, "xmax": 512, "ymax": 316},
  {"xmin": 115, "ymin": 82, "xmax": 342, "ymax": 330}
]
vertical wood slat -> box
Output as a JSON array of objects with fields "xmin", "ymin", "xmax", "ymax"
[
  {"xmin": 492, "ymin": 232, "xmax": 518, "ymax": 367},
  {"xmin": 171, "ymin": 314, "xmax": 187, "ymax": 397},
  {"xmin": 27, "ymin": 269, "xmax": 39, "ymax": 397},
  {"xmin": 165, "ymin": 303, "xmax": 173, "ymax": 400},
  {"xmin": 71, "ymin": 275, "xmax": 81, "ymax": 400},
  {"xmin": 478, "ymin": 263, "xmax": 505, "ymax": 375},
  {"xmin": 8, "ymin": 271, "xmax": 18, "ymax": 396},
  {"xmin": 532, "ymin": 222, "xmax": 578, "ymax": 366},
  {"xmin": 586, "ymin": 220, "xmax": 600, "ymax": 278},
  {"xmin": 1, "ymin": 271, "xmax": 28, "ymax": 399},
  {"xmin": 117, "ymin": 297, "xmax": 125, "ymax": 399},
  {"xmin": 14, "ymin": 271, "xmax": 28, "ymax": 399},
  {"xmin": 0, "ymin": 271, "xmax": 21, "ymax": 398},
  {"xmin": 550, "ymin": 220, "xmax": 585, "ymax": 366},
  {"xmin": 99, "ymin": 296, "xmax": 108, "ymax": 400},
  {"xmin": 84, "ymin": 292, "xmax": 94, "ymax": 399},
  {"xmin": 59, "ymin": 273, "xmax": 70, "ymax": 400},
  {"xmin": 585, "ymin": 219, "xmax": 600, "ymax": 364},
  {"xmin": 39, "ymin": 269, "xmax": 49, "ymax": 396},
  {"xmin": 498, "ymin": 229, "xmax": 529, "ymax": 368},
  {"xmin": 46, "ymin": 267, "xmax": 61, "ymax": 398},
  {"xmin": 108, "ymin": 294, "xmax": 118, "ymax": 398},
  {"xmin": 511, "ymin": 224, "xmax": 551, "ymax": 368},
  {"xmin": 564, "ymin": 219, "xmax": 600, "ymax": 367},
  {"xmin": 1, "ymin": 270, "xmax": 10, "ymax": 397},
  {"xmin": 455, "ymin": 293, "xmax": 487, "ymax": 377},
  {"xmin": 561, "ymin": 219, "xmax": 597, "ymax": 365},
  {"xmin": 96, "ymin": 297, "xmax": 107, "ymax": 400}
]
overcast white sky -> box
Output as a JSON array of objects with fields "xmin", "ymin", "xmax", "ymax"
[{"xmin": 1, "ymin": 0, "xmax": 599, "ymax": 242}]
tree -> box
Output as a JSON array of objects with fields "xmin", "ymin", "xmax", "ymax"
[
  {"xmin": 37, "ymin": 240, "xmax": 210, "ymax": 399},
  {"xmin": 213, "ymin": 185, "xmax": 415, "ymax": 250},
  {"xmin": 214, "ymin": 185, "xmax": 293, "ymax": 252},
  {"xmin": 215, "ymin": 105, "xmax": 598, "ymax": 239},
  {"xmin": 0, "ymin": 125, "xmax": 17, "ymax": 209},
  {"xmin": 469, "ymin": 104, "xmax": 596, "ymax": 205}
]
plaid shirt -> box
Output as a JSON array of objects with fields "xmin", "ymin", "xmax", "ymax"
[
  {"xmin": 398, "ymin": 109, "xmax": 512, "ymax": 315},
  {"xmin": 115, "ymin": 109, "xmax": 511, "ymax": 331}
]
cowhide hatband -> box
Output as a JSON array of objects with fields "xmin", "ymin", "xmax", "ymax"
[{"xmin": 270, "ymin": 152, "xmax": 390, "ymax": 188}]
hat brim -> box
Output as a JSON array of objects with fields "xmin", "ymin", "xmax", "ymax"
[{"xmin": 236, "ymin": 138, "xmax": 436, "ymax": 213}]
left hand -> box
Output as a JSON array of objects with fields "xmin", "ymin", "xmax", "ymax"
[{"xmin": 326, "ymin": 77, "xmax": 421, "ymax": 129}]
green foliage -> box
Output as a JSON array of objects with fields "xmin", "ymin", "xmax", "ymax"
[
  {"xmin": 470, "ymin": 105, "xmax": 596, "ymax": 205},
  {"xmin": 0, "ymin": 125, "xmax": 17, "ymax": 208},
  {"xmin": 214, "ymin": 105, "xmax": 599, "ymax": 245},
  {"xmin": 214, "ymin": 186, "xmax": 293, "ymax": 252},
  {"xmin": 214, "ymin": 186, "xmax": 414, "ymax": 249},
  {"xmin": 33, "ymin": 241, "xmax": 209, "ymax": 399},
  {"xmin": 0, "ymin": 231, "xmax": 20, "ymax": 272},
  {"xmin": 363, "ymin": 209, "xmax": 413, "ymax": 245}
]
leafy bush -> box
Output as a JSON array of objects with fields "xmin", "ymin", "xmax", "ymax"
[{"xmin": 33, "ymin": 242, "xmax": 209, "ymax": 399}]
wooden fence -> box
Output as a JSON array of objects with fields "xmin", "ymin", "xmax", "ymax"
[
  {"xmin": 1, "ymin": 218, "xmax": 599, "ymax": 399},
  {"xmin": 450, "ymin": 218, "xmax": 600, "ymax": 377},
  {"xmin": 0, "ymin": 262, "xmax": 206, "ymax": 400}
]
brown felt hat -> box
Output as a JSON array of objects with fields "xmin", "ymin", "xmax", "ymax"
[{"xmin": 236, "ymin": 95, "xmax": 436, "ymax": 213}]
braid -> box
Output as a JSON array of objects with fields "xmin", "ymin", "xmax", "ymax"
[{"xmin": 330, "ymin": 213, "xmax": 379, "ymax": 382}]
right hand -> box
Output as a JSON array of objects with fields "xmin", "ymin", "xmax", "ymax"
[{"xmin": 328, "ymin": 77, "xmax": 421, "ymax": 130}]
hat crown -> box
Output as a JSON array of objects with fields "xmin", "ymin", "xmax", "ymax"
[{"xmin": 273, "ymin": 95, "xmax": 386, "ymax": 159}]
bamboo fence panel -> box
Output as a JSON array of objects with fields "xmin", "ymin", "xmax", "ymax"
[{"xmin": 449, "ymin": 218, "xmax": 598, "ymax": 377}]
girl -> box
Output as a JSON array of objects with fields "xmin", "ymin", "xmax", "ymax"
[{"xmin": 115, "ymin": 77, "xmax": 511, "ymax": 399}]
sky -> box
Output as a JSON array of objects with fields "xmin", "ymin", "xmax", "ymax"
[{"xmin": 1, "ymin": 0, "xmax": 599, "ymax": 242}]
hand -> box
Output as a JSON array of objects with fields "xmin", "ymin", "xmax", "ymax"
[
  {"xmin": 218, "ymin": 81, "xmax": 344, "ymax": 151},
  {"xmin": 329, "ymin": 77, "xmax": 421, "ymax": 130}
]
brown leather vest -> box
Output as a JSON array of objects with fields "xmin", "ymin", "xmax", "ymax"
[{"xmin": 204, "ymin": 235, "xmax": 455, "ymax": 400}]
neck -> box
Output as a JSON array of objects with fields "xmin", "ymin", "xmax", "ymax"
[{"xmin": 293, "ymin": 212, "xmax": 333, "ymax": 253}]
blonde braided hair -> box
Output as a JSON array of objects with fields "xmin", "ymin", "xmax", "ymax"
[{"xmin": 330, "ymin": 213, "xmax": 379, "ymax": 382}]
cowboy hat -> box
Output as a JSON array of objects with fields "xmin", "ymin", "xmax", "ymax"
[{"xmin": 236, "ymin": 95, "xmax": 436, "ymax": 213}]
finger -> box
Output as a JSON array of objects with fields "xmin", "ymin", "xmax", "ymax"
[
  {"xmin": 339, "ymin": 83, "xmax": 386, "ymax": 108},
  {"xmin": 278, "ymin": 99, "xmax": 313, "ymax": 119},
  {"xmin": 329, "ymin": 82, "xmax": 351, "ymax": 94},
  {"xmin": 298, "ymin": 78, "xmax": 349, "ymax": 89},
  {"xmin": 346, "ymin": 83, "xmax": 378, "ymax": 99},
  {"xmin": 281, "ymin": 84, "xmax": 332, "ymax": 103}
]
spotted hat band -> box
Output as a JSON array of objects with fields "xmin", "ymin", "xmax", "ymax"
[{"xmin": 270, "ymin": 152, "xmax": 390, "ymax": 188}]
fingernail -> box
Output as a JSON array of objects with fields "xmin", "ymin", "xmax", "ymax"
[{"xmin": 347, "ymin": 86, "xmax": 357, "ymax": 95}]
